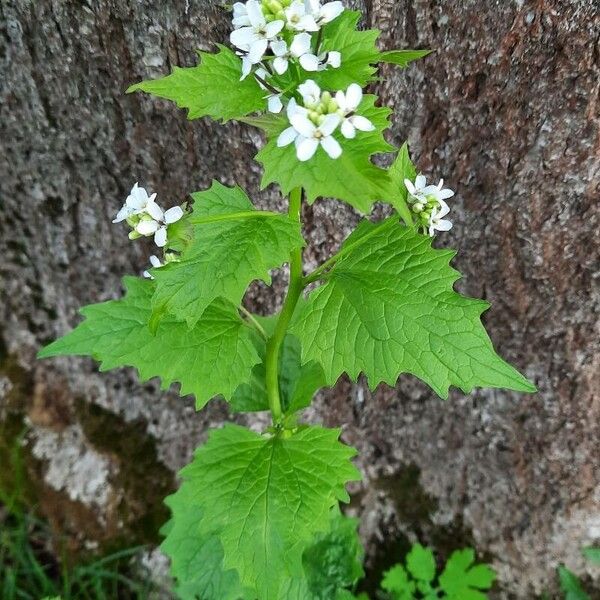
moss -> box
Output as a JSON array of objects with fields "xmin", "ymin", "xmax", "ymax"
[{"xmin": 74, "ymin": 398, "xmax": 176, "ymax": 547}]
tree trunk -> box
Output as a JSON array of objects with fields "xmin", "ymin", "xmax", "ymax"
[{"xmin": 1, "ymin": 0, "xmax": 598, "ymax": 596}]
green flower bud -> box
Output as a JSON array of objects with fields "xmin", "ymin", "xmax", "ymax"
[
  {"xmin": 275, "ymin": 9, "xmax": 285, "ymax": 20},
  {"xmin": 265, "ymin": 12, "xmax": 275, "ymax": 21},
  {"xmin": 321, "ymin": 91, "xmax": 332, "ymax": 105},
  {"xmin": 413, "ymin": 202, "xmax": 424, "ymax": 213},
  {"xmin": 128, "ymin": 230, "xmax": 142, "ymax": 240},
  {"xmin": 268, "ymin": 0, "xmax": 283, "ymax": 13},
  {"xmin": 309, "ymin": 110, "xmax": 320, "ymax": 123},
  {"xmin": 281, "ymin": 0, "xmax": 292, "ymax": 6},
  {"xmin": 317, "ymin": 114, "xmax": 326, "ymax": 126},
  {"xmin": 327, "ymin": 99, "xmax": 339, "ymax": 113}
]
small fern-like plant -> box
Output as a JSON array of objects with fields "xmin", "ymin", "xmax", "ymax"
[{"xmin": 39, "ymin": 1, "xmax": 536, "ymax": 597}]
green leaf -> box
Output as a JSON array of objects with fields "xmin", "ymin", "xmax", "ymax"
[
  {"xmin": 558, "ymin": 566, "xmax": 591, "ymax": 600},
  {"xmin": 582, "ymin": 547, "xmax": 600, "ymax": 565},
  {"xmin": 406, "ymin": 543, "xmax": 436, "ymax": 583},
  {"xmin": 310, "ymin": 11, "xmax": 380, "ymax": 89},
  {"xmin": 302, "ymin": 508, "xmax": 364, "ymax": 599},
  {"xmin": 127, "ymin": 45, "xmax": 266, "ymax": 122},
  {"xmin": 380, "ymin": 49, "xmax": 432, "ymax": 67},
  {"xmin": 387, "ymin": 142, "xmax": 417, "ymax": 218},
  {"xmin": 292, "ymin": 219, "xmax": 536, "ymax": 399},
  {"xmin": 161, "ymin": 484, "xmax": 252, "ymax": 600},
  {"xmin": 231, "ymin": 328, "xmax": 326, "ymax": 415},
  {"xmin": 439, "ymin": 549, "xmax": 495, "ymax": 600},
  {"xmin": 181, "ymin": 424, "xmax": 360, "ymax": 599},
  {"xmin": 381, "ymin": 565, "xmax": 415, "ymax": 599},
  {"xmin": 150, "ymin": 181, "xmax": 304, "ymax": 327},
  {"xmin": 38, "ymin": 277, "xmax": 260, "ymax": 409},
  {"xmin": 257, "ymin": 95, "xmax": 394, "ymax": 213}
]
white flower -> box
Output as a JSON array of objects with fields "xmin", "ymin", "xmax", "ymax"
[
  {"xmin": 134, "ymin": 205, "xmax": 184, "ymax": 247},
  {"xmin": 285, "ymin": 0, "xmax": 319, "ymax": 31},
  {"xmin": 335, "ymin": 83, "xmax": 374, "ymax": 139},
  {"xmin": 404, "ymin": 176, "xmax": 455, "ymax": 237},
  {"xmin": 428, "ymin": 199, "xmax": 453, "ymax": 236},
  {"xmin": 271, "ymin": 33, "xmax": 320, "ymax": 74},
  {"xmin": 289, "ymin": 112, "xmax": 342, "ymax": 161},
  {"xmin": 304, "ymin": 0, "xmax": 344, "ymax": 25},
  {"xmin": 113, "ymin": 183, "xmax": 157, "ymax": 223},
  {"xmin": 143, "ymin": 255, "xmax": 163, "ymax": 279},
  {"xmin": 298, "ymin": 79, "xmax": 322, "ymax": 107},
  {"xmin": 230, "ymin": 0, "xmax": 284, "ymax": 65},
  {"xmin": 405, "ymin": 176, "xmax": 454, "ymax": 205},
  {"xmin": 232, "ymin": 1, "xmax": 251, "ymax": 27}
]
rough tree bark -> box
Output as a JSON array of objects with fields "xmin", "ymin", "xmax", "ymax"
[{"xmin": 1, "ymin": 0, "xmax": 598, "ymax": 597}]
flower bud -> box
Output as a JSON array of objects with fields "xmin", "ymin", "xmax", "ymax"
[
  {"xmin": 327, "ymin": 99, "xmax": 338, "ymax": 113},
  {"xmin": 128, "ymin": 230, "xmax": 142, "ymax": 240},
  {"xmin": 268, "ymin": 0, "xmax": 283, "ymax": 13},
  {"xmin": 309, "ymin": 109, "xmax": 320, "ymax": 123},
  {"xmin": 317, "ymin": 114, "xmax": 326, "ymax": 125},
  {"xmin": 413, "ymin": 202, "xmax": 424, "ymax": 213},
  {"xmin": 320, "ymin": 91, "xmax": 332, "ymax": 105},
  {"xmin": 275, "ymin": 9, "xmax": 285, "ymax": 20}
]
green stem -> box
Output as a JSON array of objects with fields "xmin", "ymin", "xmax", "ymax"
[
  {"xmin": 265, "ymin": 187, "xmax": 304, "ymax": 426},
  {"xmin": 239, "ymin": 305, "xmax": 267, "ymax": 340}
]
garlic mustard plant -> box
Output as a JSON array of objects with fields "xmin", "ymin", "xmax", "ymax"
[{"xmin": 39, "ymin": 2, "xmax": 536, "ymax": 598}]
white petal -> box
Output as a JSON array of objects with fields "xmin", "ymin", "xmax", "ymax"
[
  {"xmin": 435, "ymin": 219, "xmax": 453, "ymax": 231},
  {"xmin": 146, "ymin": 200, "xmax": 164, "ymax": 221},
  {"xmin": 154, "ymin": 226, "xmax": 168, "ymax": 247},
  {"xmin": 350, "ymin": 115, "xmax": 375, "ymax": 132},
  {"xmin": 436, "ymin": 199, "xmax": 450, "ymax": 218},
  {"xmin": 164, "ymin": 206, "xmax": 184, "ymax": 224},
  {"xmin": 248, "ymin": 38, "xmax": 269, "ymax": 63},
  {"xmin": 277, "ymin": 126, "xmax": 298, "ymax": 147},
  {"xmin": 273, "ymin": 56, "xmax": 289, "ymax": 75},
  {"xmin": 296, "ymin": 137, "xmax": 319, "ymax": 161},
  {"xmin": 320, "ymin": 135, "xmax": 342, "ymax": 159},
  {"xmin": 299, "ymin": 53, "xmax": 320, "ymax": 71},
  {"xmin": 414, "ymin": 174, "xmax": 427, "ymax": 190},
  {"xmin": 246, "ymin": 0, "xmax": 265, "ymax": 27},
  {"xmin": 113, "ymin": 205, "xmax": 132, "ymax": 223},
  {"xmin": 126, "ymin": 191, "xmax": 146, "ymax": 210},
  {"xmin": 345, "ymin": 83, "xmax": 363, "ymax": 110},
  {"xmin": 319, "ymin": 1, "xmax": 344, "ymax": 22},
  {"xmin": 290, "ymin": 113, "xmax": 316, "ymax": 137},
  {"xmin": 319, "ymin": 113, "xmax": 341, "ymax": 136},
  {"xmin": 268, "ymin": 95, "xmax": 283, "ymax": 113},
  {"xmin": 143, "ymin": 270, "xmax": 153, "ymax": 279},
  {"xmin": 149, "ymin": 255, "xmax": 162, "ymax": 268},
  {"xmin": 264, "ymin": 20, "xmax": 285, "ymax": 39},
  {"xmin": 136, "ymin": 219, "xmax": 160, "ymax": 235},
  {"xmin": 404, "ymin": 179, "xmax": 416, "ymax": 195},
  {"xmin": 335, "ymin": 90, "xmax": 347, "ymax": 112},
  {"xmin": 240, "ymin": 56, "xmax": 253, "ymax": 79},
  {"xmin": 297, "ymin": 14, "xmax": 319, "ymax": 31},
  {"xmin": 230, "ymin": 27, "xmax": 257, "ymax": 48},
  {"xmin": 341, "ymin": 118, "xmax": 356, "ymax": 139},
  {"xmin": 290, "ymin": 32, "xmax": 312, "ymax": 56},
  {"xmin": 438, "ymin": 188, "xmax": 455, "ymax": 200},
  {"xmin": 327, "ymin": 51, "xmax": 341, "ymax": 68},
  {"xmin": 298, "ymin": 79, "xmax": 321, "ymax": 104},
  {"xmin": 271, "ymin": 39, "xmax": 288, "ymax": 57}
]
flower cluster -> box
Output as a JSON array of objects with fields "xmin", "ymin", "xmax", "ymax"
[
  {"xmin": 277, "ymin": 80, "xmax": 374, "ymax": 161},
  {"xmin": 231, "ymin": 0, "xmax": 343, "ymax": 85},
  {"xmin": 405, "ymin": 176, "xmax": 454, "ymax": 236},
  {"xmin": 113, "ymin": 183, "xmax": 185, "ymax": 247}
]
